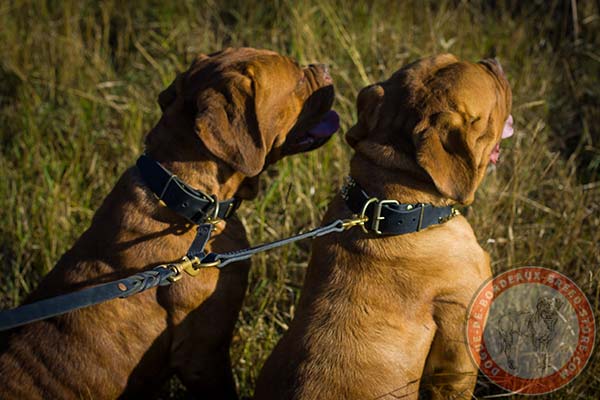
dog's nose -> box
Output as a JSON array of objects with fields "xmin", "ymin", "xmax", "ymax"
[{"xmin": 309, "ymin": 63, "xmax": 333, "ymax": 85}]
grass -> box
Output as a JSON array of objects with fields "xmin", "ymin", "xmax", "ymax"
[{"xmin": 0, "ymin": 0, "xmax": 598, "ymax": 398}]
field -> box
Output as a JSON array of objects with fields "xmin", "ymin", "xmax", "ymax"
[{"xmin": 0, "ymin": 0, "xmax": 598, "ymax": 398}]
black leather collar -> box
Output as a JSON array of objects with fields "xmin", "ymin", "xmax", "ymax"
[
  {"xmin": 341, "ymin": 177, "xmax": 457, "ymax": 235},
  {"xmin": 136, "ymin": 154, "xmax": 239, "ymax": 225}
]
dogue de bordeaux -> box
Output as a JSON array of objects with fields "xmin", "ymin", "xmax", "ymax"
[
  {"xmin": 0, "ymin": 47, "xmax": 339, "ymax": 399},
  {"xmin": 254, "ymin": 54, "xmax": 513, "ymax": 400}
]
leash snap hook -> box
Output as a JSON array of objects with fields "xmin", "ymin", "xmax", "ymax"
[
  {"xmin": 181, "ymin": 253, "xmax": 222, "ymax": 273},
  {"xmin": 341, "ymin": 215, "xmax": 369, "ymax": 230},
  {"xmin": 166, "ymin": 253, "xmax": 222, "ymax": 281},
  {"xmin": 166, "ymin": 256, "xmax": 200, "ymax": 282}
]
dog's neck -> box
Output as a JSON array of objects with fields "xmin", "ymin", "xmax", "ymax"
[
  {"xmin": 349, "ymin": 153, "xmax": 453, "ymax": 207},
  {"xmin": 148, "ymin": 154, "xmax": 245, "ymax": 201},
  {"xmin": 144, "ymin": 122, "xmax": 247, "ymax": 201}
]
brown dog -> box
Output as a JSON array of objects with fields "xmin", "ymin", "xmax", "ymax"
[
  {"xmin": 254, "ymin": 54, "xmax": 513, "ymax": 400},
  {"xmin": 0, "ymin": 48, "xmax": 338, "ymax": 399}
]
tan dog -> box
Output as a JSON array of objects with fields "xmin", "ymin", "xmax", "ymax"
[
  {"xmin": 254, "ymin": 54, "xmax": 513, "ymax": 400},
  {"xmin": 0, "ymin": 48, "xmax": 338, "ymax": 399}
]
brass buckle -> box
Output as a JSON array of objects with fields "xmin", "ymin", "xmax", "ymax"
[
  {"xmin": 371, "ymin": 199, "xmax": 400, "ymax": 234},
  {"xmin": 359, "ymin": 197, "xmax": 378, "ymax": 233},
  {"xmin": 156, "ymin": 174, "xmax": 179, "ymax": 207},
  {"xmin": 416, "ymin": 203, "xmax": 426, "ymax": 231},
  {"xmin": 159, "ymin": 174, "xmax": 177, "ymax": 201}
]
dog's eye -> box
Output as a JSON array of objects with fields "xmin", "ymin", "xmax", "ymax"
[{"xmin": 470, "ymin": 116, "xmax": 481, "ymax": 125}]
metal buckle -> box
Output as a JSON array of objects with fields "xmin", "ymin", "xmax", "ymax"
[
  {"xmin": 157, "ymin": 174, "xmax": 179, "ymax": 207},
  {"xmin": 416, "ymin": 203, "xmax": 426, "ymax": 231},
  {"xmin": 371, "ymin": 199, "xmax": 400, "ymax": 234},
  {"xmin": 357, "ymin": 197, "xmax": 400, "ymax": 234},
  {"xmin": 359, "ymin": 197, "xmax": 378, "ymax": 233}
]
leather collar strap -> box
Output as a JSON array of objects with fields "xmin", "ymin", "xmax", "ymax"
[
  {"xmin": 136, "ymin": 154, "xmax": 239, "ymax": 225},
  {"xmin": 341, "ymin": 177, "xmax": 457, "ymax": 235}
]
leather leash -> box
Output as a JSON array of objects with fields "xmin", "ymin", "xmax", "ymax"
[
  {"xmin": 0, "ymin": 159, "xmax": 369, "ymax": 334},
  {"xmin": 0, "ymin": 170, "xmax": 458, "ymax": 331},
  {"xmin": 0, "ymin": 217, "xmax": 365, "ymax": 331},
  {"xmin": 0, "ymin": 155, "xmax": 239, "ymax": 332}
]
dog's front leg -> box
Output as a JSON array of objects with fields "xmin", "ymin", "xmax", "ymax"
[
  {"xmin": 166, "ymin": 261, "xmax": 250, "ymax": 400},
  {"xmin": 170, "ymin": 301, "xmax": 239, "ymax": 399},
  {"xmin": 419, "ymin": 299, "xmax": 479, "ymax": 400},
  {"xmin": 175, "ymin": 345, "xmax": 238, "ymax": 400}
]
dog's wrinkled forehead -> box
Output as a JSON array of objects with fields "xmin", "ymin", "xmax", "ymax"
[
  {"xmin": 389, "ymin": 55, "xmax": 510, "ymax": 122},
  {"xmin": 154, "ymin": 47, "xmax": 336, "ymax": 180},
  {"xmin": 183, "ymin": 47, "xmax": 300, "ymax": 97},
  {"xmin": 347, "ymin": 54, "xmax": 513, "ymax": 205}
]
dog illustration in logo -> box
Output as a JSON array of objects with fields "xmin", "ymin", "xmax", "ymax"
[{"xmin": 497, "ymin": 296, "xmax": 564, "ymax": 372}]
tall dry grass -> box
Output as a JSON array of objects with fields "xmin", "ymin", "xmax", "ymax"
[{"xmin": 0, "ymin": 0, "xmax": 598, "ymax": 398}]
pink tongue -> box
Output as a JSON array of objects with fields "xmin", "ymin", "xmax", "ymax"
[
  {"xmin": 502, "ymin": 114, "xmax": 514, "ymax": 138},
  {"xmin": 307, "ymin": 110, "xmax": 340, "ymax": 138},
  {"xmin": 490, "ymin": 115, "xmax": 514, "ymax": 164},
  {"xmin": 490, "ymin": 143, "xmax": 500, "ymax": 164}
]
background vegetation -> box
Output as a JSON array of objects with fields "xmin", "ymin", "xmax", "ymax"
[{"xmin": 0, "ymin": 0, "xmax": 598, "ymax": 398}]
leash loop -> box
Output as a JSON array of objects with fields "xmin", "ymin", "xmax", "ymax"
[{"xmin": 118, "ymin": 265, "xmax": 177, "ymax": 297}]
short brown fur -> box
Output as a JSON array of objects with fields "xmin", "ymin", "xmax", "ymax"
[
  {"xmin": 0, "ymin": 47, "xmax": 335, "ymax": 399},
  {"xmin": 255, "ymin": 54, "xmax": 512, "ymax": 400}
]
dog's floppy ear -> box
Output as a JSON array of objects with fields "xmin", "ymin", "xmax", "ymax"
[
  {"xmin": 158, "ymin": 54, "xmax": 211, "ymax": 112},
  {"xmin": 158, "ymin": 73, "xmax": 184, "ymax": 112},
  {"xmin": 346, "ymin": 84, "xmax": 384, "ymax": 147},
  {"xmin": 414, "ymin": 112, "xmax": 478, "ymax": 204},
  {"xmin": 195, "ymin": 73, "xmax": 267, "ymax": 177}
]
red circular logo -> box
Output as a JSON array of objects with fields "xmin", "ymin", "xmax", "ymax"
[{"xmin": 466, "ymin": 267, "xmax": 595, "ymax": 395}]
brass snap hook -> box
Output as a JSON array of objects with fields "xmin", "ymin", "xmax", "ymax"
[{"xmin": 341, "ymin": 215, "xmax": 369, "ymax": 230}]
